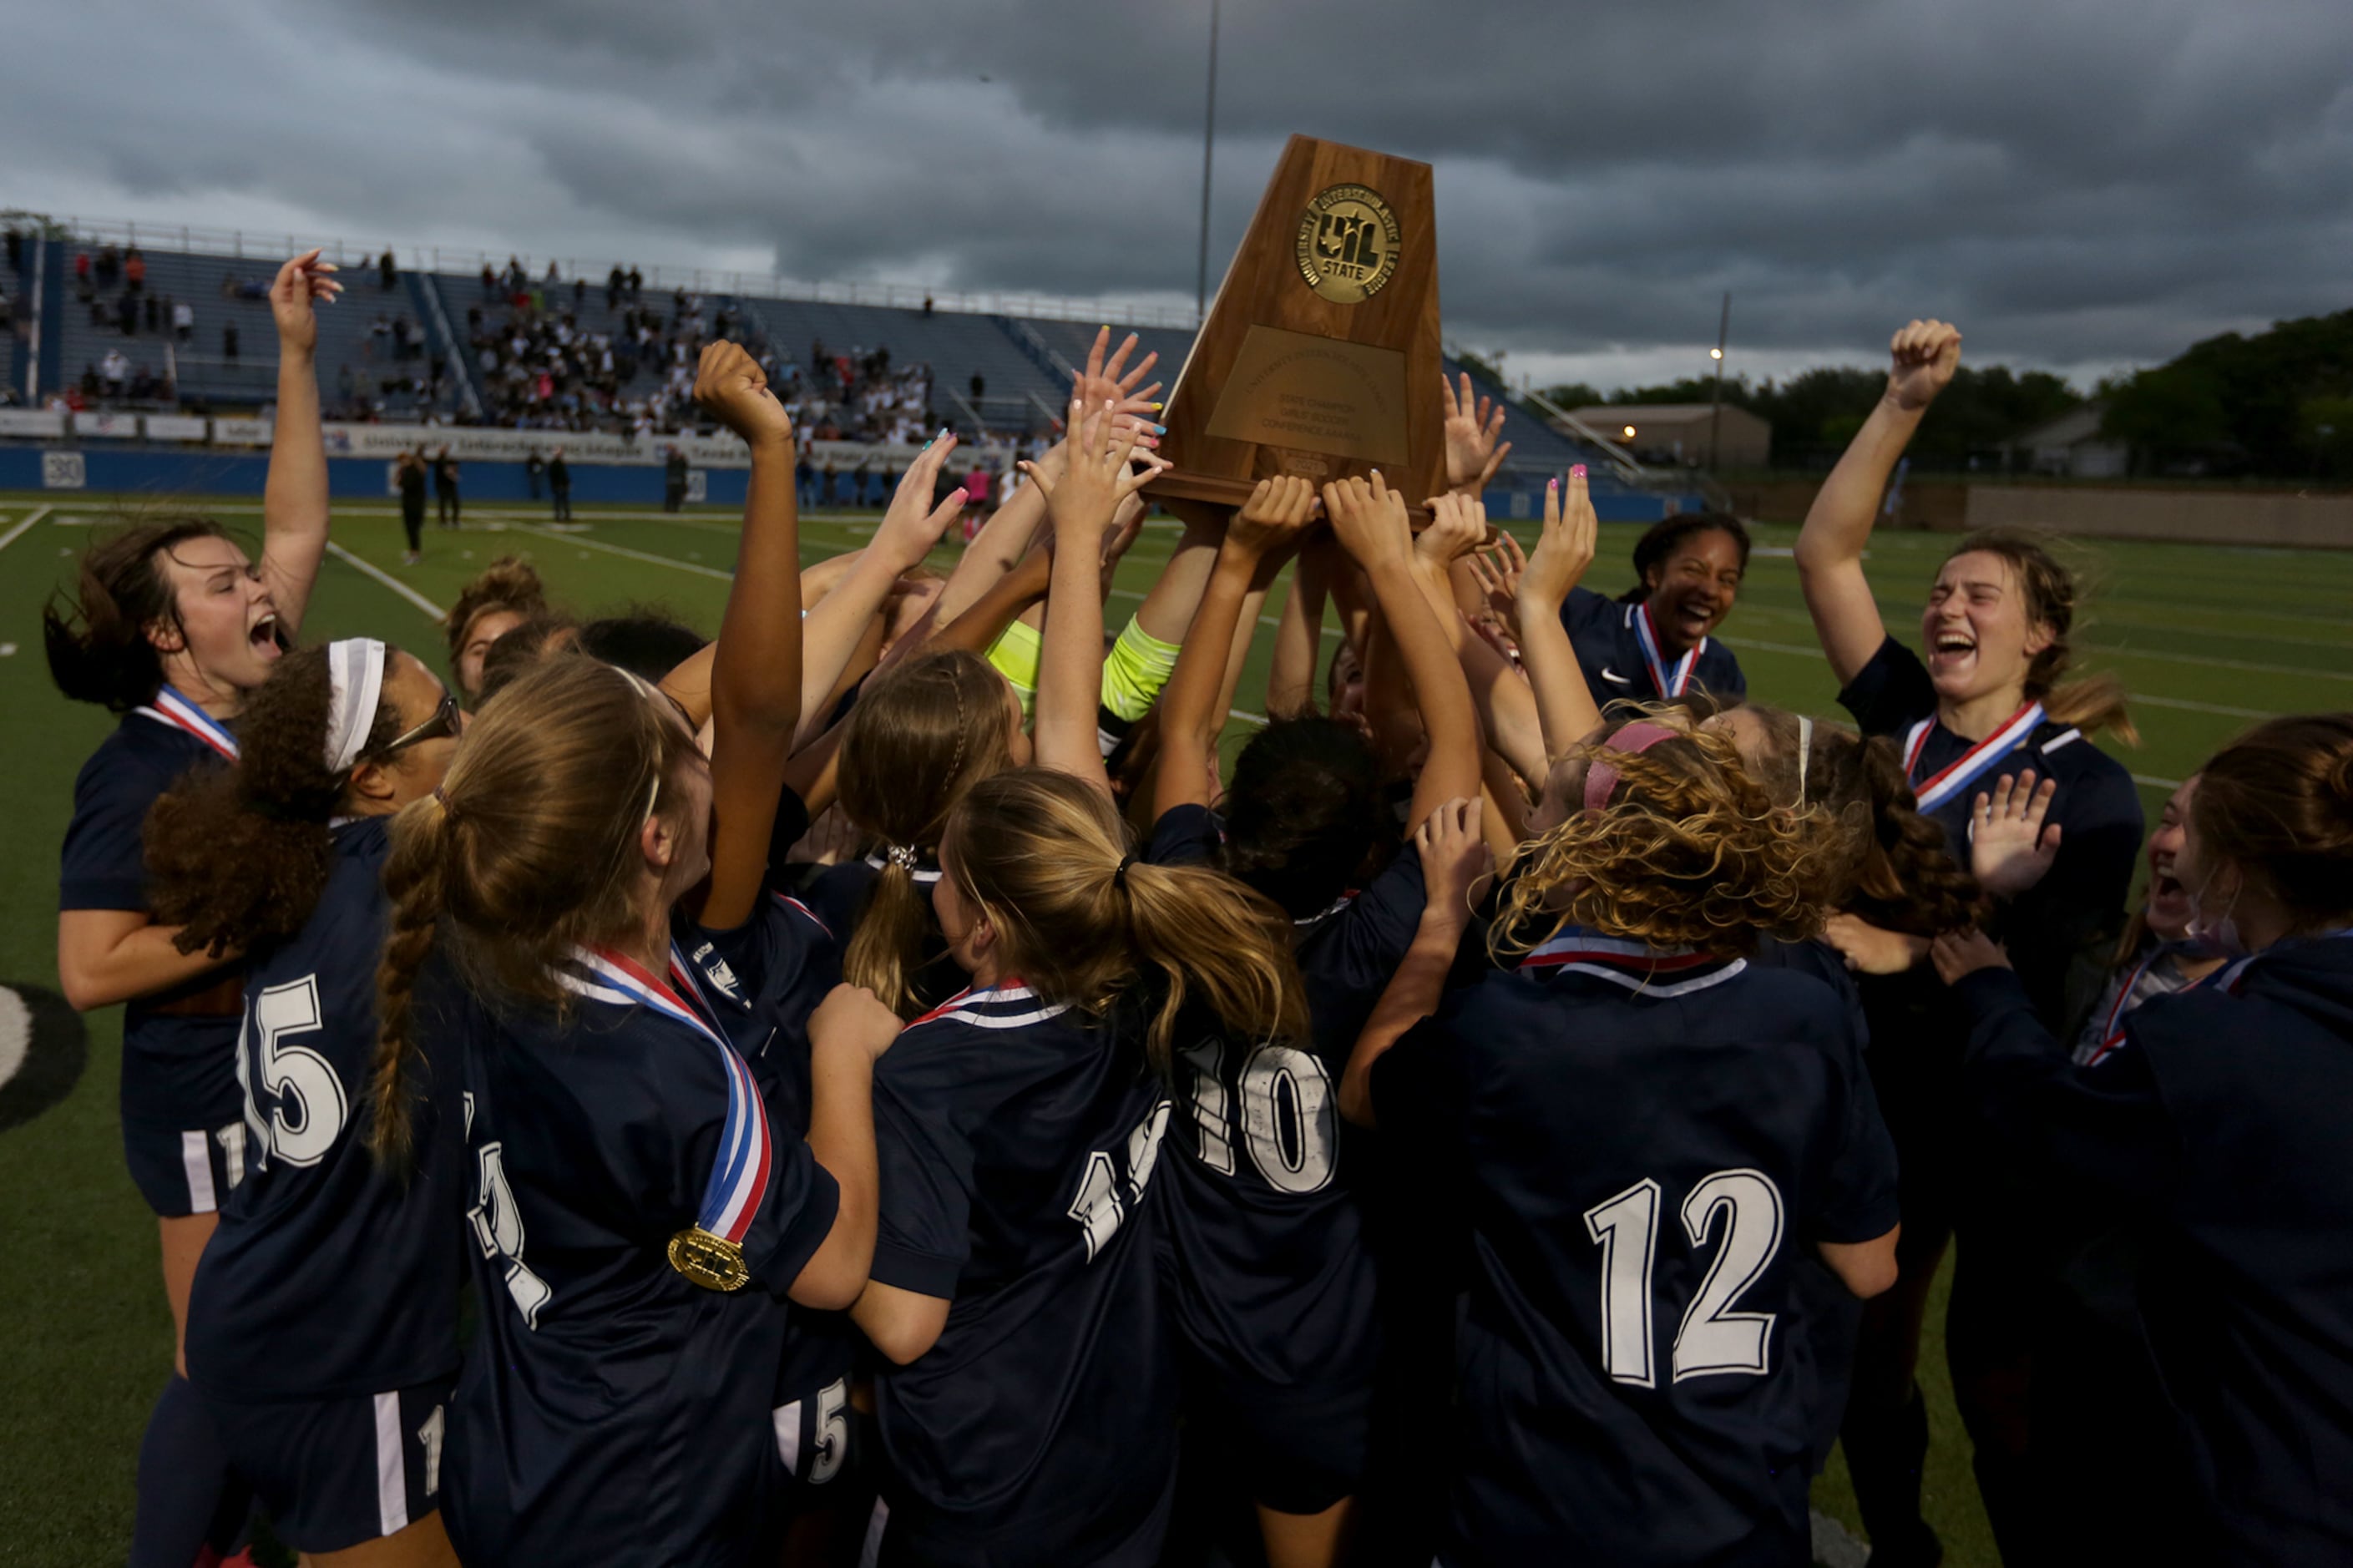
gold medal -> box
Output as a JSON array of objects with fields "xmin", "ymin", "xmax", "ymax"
[{"xmin": 667, "ymin": 1226, "xmax": 751, "ymax": 1292}]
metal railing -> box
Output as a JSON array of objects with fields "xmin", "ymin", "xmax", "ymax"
[
  {"xmin": 30, "ymin": 214, "xmax": 1205, "ymax": 333},
  {"xmin": 412, "ymin": 273, "xmax": 483, "ymax": 419}
]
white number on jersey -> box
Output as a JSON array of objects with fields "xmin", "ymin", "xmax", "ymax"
[
  {"xmin": 467, "ymin": 1137, "xmax": 554, "ymax": 1328},
  {"xmin": 1065, "ymin": 1099, "xmax": 1173, "ymax": 1262},
  {"xmin": 810, "ymin": 1378, "xmax": 849, "ymax": 1485},
  {"xmin": 1582, "ymin": 1168, "xmax": 1784, "ymax": 1388},
  {"xmin": 240, "ymin": 975, "xmax": 347, "ymax": 1168},
  {"xmin": 1182, "ymin": 1036, "xmax": 1338, "ymax": 1194}
]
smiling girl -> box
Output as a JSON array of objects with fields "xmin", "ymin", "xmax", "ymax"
[
  {"xmin": 45, "ymin": 251, "xmax": 341, "ymax": 1568},
  {"xmin": 1793, "ymin": 318, "xmax": 2143, "ymax": 1565}
]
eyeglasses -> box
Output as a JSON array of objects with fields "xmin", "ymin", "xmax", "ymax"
[{"xmin": 375, "ymin": 690, "xmax": 461, "ymax": 761}]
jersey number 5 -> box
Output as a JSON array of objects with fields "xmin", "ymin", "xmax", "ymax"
[
  {"xmin": 1584, "ymin": 1169, "xmax": 1784, "ymax": 1388},
  {"xmin": 239, "ymin": 975, "xmax": 347, "ymax": 1168}
]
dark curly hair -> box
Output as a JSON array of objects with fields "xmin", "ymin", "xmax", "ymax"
[
  {"xmin": 1615, "ymin": 511, "xmax": 1751, "ymax": 605},
  {"xmin": 1217, "ymin": 714, "xmax": 1394, "ymax": 920},
  {"xmin": 145, "ymin": 643, "xmax": 405, "ymax": 959}
]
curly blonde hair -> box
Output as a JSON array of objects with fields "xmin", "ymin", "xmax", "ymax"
[{"xmin": 1493, "ymin": 711, "xmax": 1839, "ymax": 961}]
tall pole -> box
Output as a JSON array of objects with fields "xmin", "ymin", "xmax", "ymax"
[
  {"xmin": 1708, "ymin": 291, "xmax": 1730, "ymax": 472},
  {"xmin": 1195, "ymin": 0, "xmax": 1221, "ymax": 323}
]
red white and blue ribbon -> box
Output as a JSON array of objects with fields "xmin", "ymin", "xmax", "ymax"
[
  {"xmin": 1901, "ymin": 700, "xmax": 2044, "ymax": 815},
  {"xmin": 2087, "ymin": 951, "xmax": 2213, "ymax": 1066},
  {"xmin": 572, "ymin": 945, "xmax": 771, "ymax": 1247},
  {"xmin": 1632, "ymin": 602, "xmax": 1701, "ymax": 699},
  {"xmin": 1518, "ymin": 931, "xmax": 1746, "ymax": 996},
  {"xmin": 135, "ymin": 683, "xmax": 239, "ymax": 761}
]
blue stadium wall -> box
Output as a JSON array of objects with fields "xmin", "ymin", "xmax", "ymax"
[{"xmin": 0, "ymin": 445, "xmax": 1703, "ymax": 522}]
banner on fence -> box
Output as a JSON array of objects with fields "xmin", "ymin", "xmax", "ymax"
[
  {"xmin": 72, "ymin": 412, "xmax": 141, "ymax": 439},
  {"xmin": 0, "ymin": 410, "xmax": 67, "ymax": 438},
  {"xmin": 144, "ymin": 414, "xmax": 210, "ymax": 441},
  {"xmin": 212, "ymin": 417, "xmax": 275, "ymax": 445}
]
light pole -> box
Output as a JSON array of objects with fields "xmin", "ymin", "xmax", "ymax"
[
  {"xmin": 1708, "ymin": 291, "xmax": 1730, "ymax": 472},
  {"xmin": 1195, "ymin": 0, "xmax": 1222, "ymax": 323}
]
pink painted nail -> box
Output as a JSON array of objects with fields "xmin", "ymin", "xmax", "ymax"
[
  {"xmin": 1548, "ymin": 477, "xmax": 1559, "ymax": 492},
  {"xmin": 1571, "ymin": 464, "xmax": 1586, "ymax": 478}
]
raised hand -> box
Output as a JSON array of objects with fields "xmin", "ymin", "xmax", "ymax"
[
  {"xmin": 1517, "ymin": 465, "xmax": 1599, "ymax": 620},
  {"xmin": 1440, "ymin": 372, "xmax": 1512, "ymax": 494},
  {"xmin": 1320, "ymin": 471, "xmax": 1412, "ymax": 571},
  {"xmin": 1970, "ymin": 771, "xmax": 2062, "ymax": 897},
  {"xmin": 1886, "ymin": 319, "xmax": 1962, "ymax": 412},
  {"xmin": 1930, "ymin": 927, "xmax": 2010, "ymax": 985},
  {"xmin": 1414, "ymin": 795, "xmax": 1493, "ymax": 925},
  {"xmin": 1099, "ymin": 493, "xmax": 1150, "ymax": 599},
  {"xmin": 1465, "ymin": 531, "xmax": 1527, "ymax": 640},
  {"xmin": 1414, "ymin": 491, "xmax": 1487, "ymax": 572},
  {"xmin": 1025, "ymin": 397, "xmax": 1168, "ymax": 544},
  {"xmin": 1074, "ymin": 327, "xmax": 1164, "ymax": 440},
  {"xmin": 693, "ymin": 341, "xmax": 793, "ymax": 448},
  {"xmin": 269, "ymin": 249, "xmax": 342, "ymax": 357},
  {"xmin": 871, "ymin": 430, "xmax": 965, "ymax": 570},
  {"xmin": 1823, "ymin": 913, "xmax": 1931, "ymax": 975},
  {"xmin": 1227, "ymin": 475, "xmax": 1322, "ymax": 563}
]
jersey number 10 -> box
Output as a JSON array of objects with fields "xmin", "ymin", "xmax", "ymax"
[{"xmin": 1584, "ymin": 1169, "xmax": 1784, "ymax": 1388}]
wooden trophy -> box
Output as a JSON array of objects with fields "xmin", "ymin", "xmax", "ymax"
[{"xmin": 1147, "ymin": 134, "xmax": 1446, "ymax": 518}]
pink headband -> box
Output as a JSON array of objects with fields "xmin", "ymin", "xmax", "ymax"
[{"xmin": 1583, "ymin": 721, "xmax": 1680, "ymax": 812}]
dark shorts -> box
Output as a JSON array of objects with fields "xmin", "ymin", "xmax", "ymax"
[
  {"xmin": 122, "ymin": 1113, "xmax": 251, "ymax": 1219},
  {"xmin": 203, "ymin": 1375, "xmax": 455, "ymax": 1553},
  {"xmin": 1195, "ymin": 1372, "xmax": 1371, "ymax": 1515},
  {"xmin": 868, "ymin": 1461, "xmax": 1176, "ymax": 1568}
]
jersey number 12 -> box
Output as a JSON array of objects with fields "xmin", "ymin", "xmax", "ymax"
[{"xmin": 1584, "ymin": 1169, "xmax": 1784, "ymax": 1388}]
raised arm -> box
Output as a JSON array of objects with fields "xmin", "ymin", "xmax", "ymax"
[
  {"xmin": 1026, "ymin": 398, "xmax": 1167, "ymax": 790},
  {"xmin": 1401, "ymin": 493, "xmax": 1550, "ymax": 787},
  {"xmin": 1339, "ymin": 797, "xmax": 1487, "ymax": 1128},
  {"xmin": 795, "ymin": 438, "xmax": 965, "ymax": 745},
  {"xmin": 696, "ymin": 341, "xmax": 803, "ymax": 930},
  {"xmin": 1154, "ymin": 478, "xmax": 1319, "ymax": 820},
  {"xmin": 1322, "ymin": 474, "xmax": 1484, "ymax": 832},
  {"xmin": 259, "ymin": 251, "xmax": 341, "ymax": 635},
  {"xmin": 1513, "ymin": 470, "xmax": 1607, "ymax": 759},
  {"xmin": 1794, "ymin": 320, "xmax": 1961, "ymax": 685},
  {"xmin": 1266, "ymin": 532, "xmax": 1336, "ymax": 719}
]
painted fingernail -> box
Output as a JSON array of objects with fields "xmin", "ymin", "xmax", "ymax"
[
  {"xmin": 1152, "ymin": 423, "xmax": 1166, "ymax": 434},
  {"xmin": 1150, "ymin": 402, "xmax": 1164, "ymax": 411},
  {"xmin": 1549, "ymin": 477, "xmax": 1559, "ymax": 492},
  {"xmin": 1571, "ymin": 464, "xmax": 1586, "ymax": 478}
]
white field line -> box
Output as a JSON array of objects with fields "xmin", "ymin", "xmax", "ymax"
[
  {"xmin": 326, "ymin": 542, "xmax": 447, "ymax": 618},
  {"xmin": 505, "ymin": 524, "xmax": 733, "ymax": 580},
  {"xmin": 0, "ymin": 506, "xmax": 54, "ymax": 553}
]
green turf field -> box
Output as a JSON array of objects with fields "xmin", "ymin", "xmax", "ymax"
[{"xmin": 3, "ymin": 489, "xmax": 2348, "ymax": 1563}]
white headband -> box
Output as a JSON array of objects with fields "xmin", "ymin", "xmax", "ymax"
[
  {"xmin": 325, "ymin": 638, "xmax": 388, "ymax": 775},
  {"xmin": 1795, "ymin": 714, "xmax": 1814, "ymax": 804}
]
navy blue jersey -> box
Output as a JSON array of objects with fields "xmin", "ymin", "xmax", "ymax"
[
  {"xmin": 58, "ymin": 710, "xmax": 246, "ymax": 1135},
  {"xmin": 185, "ymin": 819, "xmax": 464, "ymax": 1401},
  {"xmin": 1370, "ymin": 934, "xmax": 1899, "ymax": 1566},
  {"xmin": 1562, "ymin": 587, "xmax": 1747, "ymax": 711},
  {"xmin": 1956, "ymin": 935, "xmax": 2353, "ymax": 1566},
  {"xmin": 866, "ymin": 980, "xmax": 1178, "ymax": 1561},
  {"xmin": 1839, "ymin": 635, "xmax": 2141, "ymax": 1025},
  {"xmin": 438, "ymin": 924, "xmax": 843, "ymax": 1566},
  {"xmin": 1143, "ymin": 804, "xmax": 1396, "ymax": 1404}
]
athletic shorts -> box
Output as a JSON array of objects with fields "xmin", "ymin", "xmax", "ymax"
[
  {"xmin": 203, "ymin": 1375, "xmax": 455, "ymax": 1553},
  {"xmin": 123, "ymin": 1113, "xmax": 251, "ymax": 1219}
]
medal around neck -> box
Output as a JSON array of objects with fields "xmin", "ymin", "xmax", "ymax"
[{"xmin": 668, "ymin": 1227, "xmax": 751, "ymax": 1292}]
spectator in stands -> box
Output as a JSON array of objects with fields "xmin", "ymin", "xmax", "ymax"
[
  {"xmin": 119, "ymin": 291, "xmax": 138, "ymax": 336},
  {"xmin": 549, "ymin": 447, "xmax": 572, "ymax": 520},
  {"xmin": 480, "ymin": 261, "xmax": 498, "ymax": 296},
  {"xmin": 222, "ymin": 323, "xmax": 239, "ymax": 362},
  {"xmin": 379, "ymin": 248, "xmax": 398, "ymax": 290},
  {"xmin": 664, "ymin": 445, "xmax": 689, "ymax": 512},
  {"xmin": 101, "ymin": 349, "xmax": 129, "ymax": 397},
  {"xmin": 435, "ymin": 445, "xmax": 462, "ymax": 528},
  {"xmin": 172, "ymin": 299, "xmax": 194, "ymax": 343},
  {"xmin": 5, "ymin": 226, "xmax": 22, "ymax": 272},
  {"xmin": 143, "ymin": 293, "xmax": 160, "ymax": 334},
  {"xmin": 627, "ymin": 265, "xmax": 643, "ymax": 297},
  {"xmin": 524, "ymin": 450, "xmax": 546, "ymax": 500},
  {"xmin": 96, "ymin": 243, "xmax": 119, "ymax": 286},
  {"xmin": 544, "ymin": 259, "xmax": 561, "ymax": 286},
  {"xmin": 74, "ymin": 250, "xmax": 93, "ymax": 301},
  {"xmin": 797, "ymin": 446, "xmax": 817, "ymax": 508},
  {"xmin": 124, "ymin": 247, "xmax": 145, "ymax": 292},
  {"xmin": 368, "ymin": 312, "xmax": 391, "ymax": 360},
  {"xmin": 80, "ymin": 363, "xmax": 100, "ymax": 399}
]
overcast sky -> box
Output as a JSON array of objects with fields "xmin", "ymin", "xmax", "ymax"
[{"xmin": 8, "ymin": 0, "xmax": 2348, "ymax": 392}]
